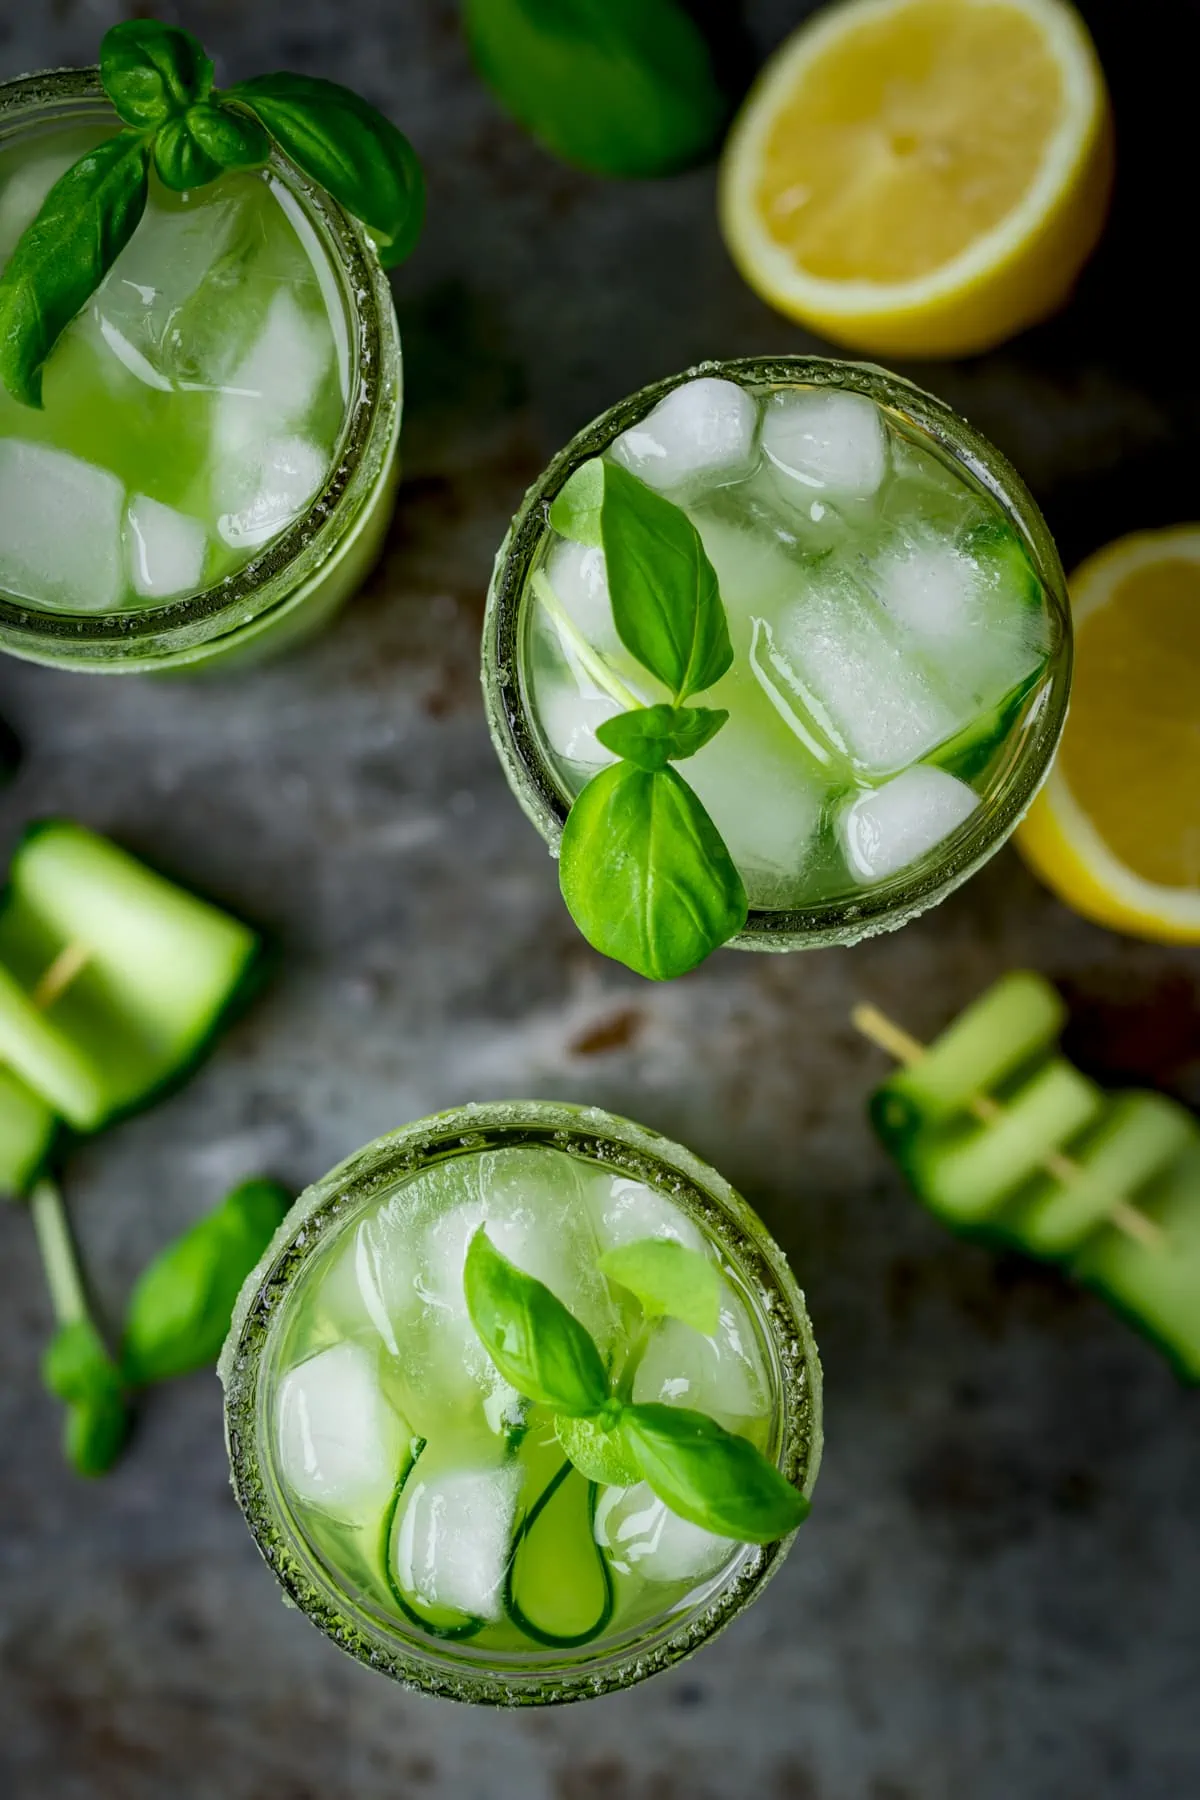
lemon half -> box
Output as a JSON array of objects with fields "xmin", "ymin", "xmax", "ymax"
[{"xmin": 719, "ymin": 0, "xmax": 1113, "ymax": 357}]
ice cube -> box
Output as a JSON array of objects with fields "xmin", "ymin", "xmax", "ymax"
[
  {"xmin": 761, "ymin": 389, "xmax": 887, "ymax": 499},
  {"xmin": 632, "ymin": 1286, "xmax": 770, "ymax": 1426},
  {"xmin": 275, "ymin": 1341, "xmax": 407, "ymax": 1524},
  {"xmin": 542, "ymin": 539, "xmax": 622, "ymax": 658},
  {"xmin": 839, "ymin": 765, "xmax": 978, "ymax": 883},
  {"xmin": 585, "ymin": 1174, "xmax": 706, "ymax": 1255},
  {"xmin": 772, "ymin": 562, "xmax": 964, "ymax": 776},
  {"xmin": 0, "ymin": 441, "xmax": 125, "ymax": 612},
  {"xmin": 88, "ymin": 195, "xmax": 240, "ymax": 391},
  {"xmin": 475, "ymin": 1148, "xmax": 618, "ymax": 1356},
  {"xmin": 536, "ymin": 679, "xmax": 622, "ymax": 769},
  {"xmin": 216, "ymin": 435, "xmax": 327, "ymax": 549},
  {"xmin": 692, "ymin": 509, "xmax": 805, "ymax": 632},
  {"xmin": 682, "ymin": 706, "xmax": 825, "ymax": 901},
  {"xmin": 0, "ymin": 147, "xmax": 87, "ymax": 258},
  {"xmin": 126, "ymin": 495, "xmax": 208, "ymax": 599},
  {"xmin": 215, "ymin": 288, "xmax": 334, "ymax": 458},
  {"xmin": 594, "ymin": 1481, "xmax": 736, "ymax": 1579},
  {"xmin": 390, "ymin": 1445, "xmax": 522, "ymax": 1623},
  {"xmin": 611, "ymin": 378, "xmax": 759, "ymax": 495},
  {"xmin": 870, "ymin": 532, "xmax": 1049, "ymax": 711}
]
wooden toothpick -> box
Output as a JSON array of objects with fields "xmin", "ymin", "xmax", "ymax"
[
  {"xmin": 852, "ymin": 1002, "xmax": 1165, "ymax": 1252},
  {"xmin": 31, "ymin": 940, "xmax": 92, "ymax": 1012}
]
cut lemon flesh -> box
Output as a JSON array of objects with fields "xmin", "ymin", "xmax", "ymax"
[
  {"xmin": 719, "ymin": 0, "xmax": 1112, "ymax": 357},
  {"xmin": 1017, "ymin": 528, "xmax": 1200, "ymax": 942}
]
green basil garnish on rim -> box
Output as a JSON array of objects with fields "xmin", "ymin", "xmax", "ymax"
[
  {"xmin": 464, "ymin": 1225, "xmax": 806, "ymax": 1546},
  {"xmin": 0, "ymin": 19, "xmax": 423, "ymax": 409},
  {"xmin": 548, "ymin": 459, "xmax": 749, "ymax": 981}
]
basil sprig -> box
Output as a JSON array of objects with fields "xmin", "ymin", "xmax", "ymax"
[
  {"xmin": 464, "ymin": 1227, "xmax": 807, "ymax": 1545},
  {"xmin": 554, "ymin": 461, "xmax": 748, "ymax": 980},
  {"xmin": 463, "ymin": 0, "xmax": 727, "ymax": 178},
  {"xmin": 0, "ymin": 18, "xmax": 424, "ymax": 409}
]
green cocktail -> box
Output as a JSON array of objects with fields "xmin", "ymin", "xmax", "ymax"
[
  {"xmin": 0, "ymin": 62, "xmax": 403, "ymax": 672},
  {"xmin": 483, "ymin": 358, "xmax": 1072, "ymax": 970},
  {"xmin": 221, "ymin": 1102, "xmax": 821, "ymax": 1704}
]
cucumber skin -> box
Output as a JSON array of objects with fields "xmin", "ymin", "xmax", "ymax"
[
  {"xmin": 0, "ymin": 1065, "xmax": 59, "ymax": 1199},
  {"xmin": 1, "ymin": 819, "xmax": 268, "ymax": 1133}
]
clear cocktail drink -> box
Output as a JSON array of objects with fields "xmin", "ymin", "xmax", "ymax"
[
  {"xmin": 0, "ymin": 70, "xmax": 400, "ymax": 673},
  {"xmin": 221, "ymin": 1102, "xmax": 821, "ymax": 1704},
  {"xmin": 483, "ymin": 358, "xmax": 1071, "ymax": 956}
]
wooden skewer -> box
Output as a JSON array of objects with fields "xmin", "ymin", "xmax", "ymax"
[
  {"xmin": 31, "ymin": 941, "xmax": 92, "ymax": 1012},
  {"xmin": 852, "ymin": 1002, "xmax": 1165, "ymax": 1252}
]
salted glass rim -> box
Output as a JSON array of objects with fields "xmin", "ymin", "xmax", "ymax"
[
  {"xmin": 0, "ymin": 67, "xmax": 398, "ymax": 659},
  {"xmin": 221, "ymin": 1099, "xmax": 823, "ymax": 1706},
  {"xmin": 481, "ymin": 354, "xmax": 1073, "ymax": 952}
]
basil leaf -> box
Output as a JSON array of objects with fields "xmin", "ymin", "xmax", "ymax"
[
  {"xmin": 549, "ymin": 458, "xmax": 605, "ymax": 547},
  {"xmin": 596, "ymin": 704, "xmax": 728, "ymax": 772},
  {"xmin": 42, "ymin": 1320, "xmax": 121, "ymax": 1404},
  {"xmin": 601, "ymin": 462, "xmax": 733, "ymax": 703},
  {"xmin": 556, "ymin": 1411, "xmax": 642, "ymax": 1486},
  {"xmin": 123, "ymin": 1177, "xmax": 290, "ymax": 1384},
  {"xmin": 64, "ymin": 1390, "xmax": 130, "ymax": 1479},
  {"xmin": 229, "ymin": 74, "xmax": 424, "ymax": 266},
  {"xmin": 0, "ymin": 133, "xmax": 149, "ymax": 408},
  {"xmin": 599, "ymin": 1238, "xmax": 721, "ymax": 1335},
  {"xmin": 559, "ymin": 762, "xmax": 747, "ymax": 980},
  {"xmin": 99, "ymin": 20, "xmax": 213, "ymax": 129},
  {"xmin": 620, "ymin": 1403, "xmax": 809, "ymax": 1543},
  {"xmin": 184, "ymin": 102, "xmax": 272, "ymax": 175},
  {"xmin": 154, "ymin": 115, "xmax": 224, "ymax": 191},
  {"xmin": 464, "ymin": 1228, "xmax": 609, "ymax": 1415},
  {"xmin": 463, "ymin": 0, "xmax": 726, "ymax": 178}
]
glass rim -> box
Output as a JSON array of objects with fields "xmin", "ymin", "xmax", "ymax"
[
  {"xmin": 220, "ymin": 1099, "xmax": 823, "ymax": 1706},
  {"xmin": 481, "ymin": 354, "xmax": 1074, "ymax": 952},
  {"xmin": 0, "ymin": 67, "xmax": 400, "ymax": 663}
]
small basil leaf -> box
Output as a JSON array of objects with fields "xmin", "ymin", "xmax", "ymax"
[
  {"xmin": 556, "ymin": 1411, "xmax": 643, "ymax": 1486},
  {"xmin": 601, "ymin": 462, "xmax": 733, "ymax": 703},
  {"xmin": 154, "ymin": 115, "xmax": 226, "ymax": 192},
  {"xmin": 122, "ymin": 1177, "xmax": 290, "ymax": 1384},
  {"xmin": 595, "ymin": 704, "xmax": 728, "ymax": 771},
  {"xmin": 598, "ymin": 1238, "xmax": 721, "ymax": 1335},
  {"xmin": 464, "ymin": 1228, "xmax": 609, "ymax": 1415},
  {"xmin": 463, "ymin": 0, "xmax": 727, "ymax": 178},
  {"xmin": 0, "ymin": 133, "xmax": 149, "ymax": 408},
  {"xmin": 64, "ymin": 1390, "xmax": 130, "ymax": 1478},
  {"xmin": 229, "ymin": 74, "xmax": 424, "ymax": 266},
  {"xmin": 42, "ymin": 1320, "xmax": 121, "ymax": 1404},
  {"xmin": 184, "ymin": 101, "xmax": 272, "ymax": 174},
  {"xmin": 559, "ymin": 762, "xmax": 747, "ymax": 980},
  {"xmin": 99, "ymin": 20, "xmax": 214, "ymax": 129},
  {"xmin": 620, "ymin": 1403, "xmax": 809, "ymax": 1543},
  {"xmin": 549, "ymin": 458, "xmax": 605, "ymax": 548}
]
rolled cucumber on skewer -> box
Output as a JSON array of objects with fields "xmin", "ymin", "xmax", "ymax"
[
  {"xmin": 863, "ymin": 973, "xmax": 1200, "ymax": 1379},
  {"xmin": 0, "ymin": 820, "xmax": 260, "ymax": 1130}
]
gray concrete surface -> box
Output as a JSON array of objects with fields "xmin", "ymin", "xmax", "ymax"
[{"xmin": 2, "ymin": 2, "xmax": 1198, "ymax": 1797}]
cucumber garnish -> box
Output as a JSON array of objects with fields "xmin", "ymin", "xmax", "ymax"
[
  {"xmin": 505, "ymin": 1458, "xmax": 614, "ymax": 1649},
  {"xmin": 0, "ymin": 1064, "xmax": 58, "ymax": 1198}
]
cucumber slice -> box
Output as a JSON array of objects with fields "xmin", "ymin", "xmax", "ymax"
[
  {"xmin": 384, "ymin": 1441, "xmax": 521, "ymax": 1640},
  {"xmin": 1074, "ymin": 1141, "xmax": 1200, "ymax": 1382},
  {"xmin": 870, "ymin": 971, "xmax": 1065, "ymax": 1143},
  {"xmin": 0, "ymin": 962, "xmax": 107, "ymax": 1129},
  {"xmin": 931, "ymin": 670, "xmax": 1040, "ymax": 785},
  {"xmin": 0, "ymin": 1064, "xmax": 57, "ymax": 1198},
  {"xmin": 506, "ymin": 1459, "xmax": 614, "ymax": 1648},
  {"xmin": 908, "ymin": 1057, "xmax": 1104, "ymax": 1225},
  {"xmin": 1005, "ymin": 1093, "xmax": 1198, "ymax": 1259},
  {"xmin": 0, "ymin": 821, "xmax": 259, "ymax": 1126}
]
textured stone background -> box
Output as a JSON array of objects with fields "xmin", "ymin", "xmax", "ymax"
[{"xmin": 1, "ymin": 3, "xmax": 1198, "ymax": 1797}]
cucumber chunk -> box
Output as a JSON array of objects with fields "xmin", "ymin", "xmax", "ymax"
[
  {"xmin": 0, "ymin": 821, "xmax": 258, "ymax": 1126},
  {"xmin": 1074, "ymin": 1142, "xmax": 1200, "ymax": 1382},
  {"xmin": 0, "ymin": 1064, "xmax": 57, "ymax": 1198},
  {"xmin": 506, "ymin": 1459, "xmax": 614, "ymax": 1648},
  {"xmin": 908, "ymin": 1057, "xmax": 1104, "ymax": 1225},
  {"xmin": 1006, "ymin": 1093, "xmax": 1198, "ymax": 1259},
  {"xmin": 870, "ymin": 971, "xmax": 1065, "ymax": 1142},
  {"xmin": 0, "ymin": 962, "xmax": 107, "ymax": 1129}
]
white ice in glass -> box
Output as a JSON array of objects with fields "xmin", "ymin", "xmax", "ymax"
[
  {"xmin": 275, "ymin": 1341, "xmax": 407, "ymax": 1524},
  {"xmin": 612, "ymin": 378, "xmax": 759, "ymax": 495},
  {"xmin": 126, "ymin": 495, "xmax": 208, "ymax": 598},
  {"xmin": 594, "ymin": 1482, "xmax": 736, "ymax": 1582},
  {"xmin": 390, "ymin": 1448, "xmax": 522, "ymax": 1622},
  {"xmin": 839, "ymin": 765, "xmax": 979, "ymax": 882},
  {"xmin": 0, "ymin": 441, "xmax": 125, "ymax": 612},
  {"xmin": 760, "ymin": 388, "xmax": 887, "ymax": 498}
]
